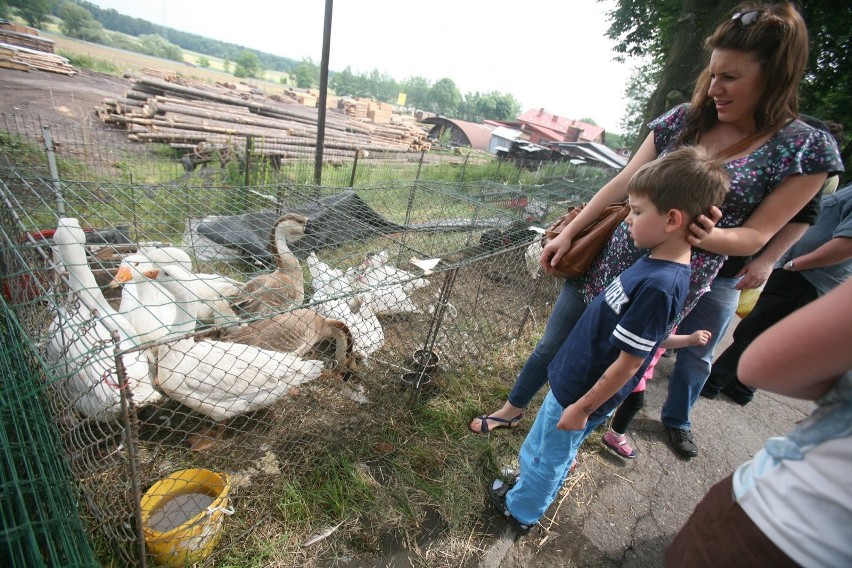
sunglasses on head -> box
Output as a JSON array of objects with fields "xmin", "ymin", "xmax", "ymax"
[{"xmin": 732, "ymin": 10, "xmax": 763, "ymax": 28}]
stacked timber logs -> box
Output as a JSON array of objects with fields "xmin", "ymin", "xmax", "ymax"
[{"xmin": 96, "ymin": 73, "xmax": 431, "ymax": 160}]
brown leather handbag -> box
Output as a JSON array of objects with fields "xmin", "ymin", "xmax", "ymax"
[{"xmin": 543, "ymin": 201, "xmax": 630, "ymax": 278}]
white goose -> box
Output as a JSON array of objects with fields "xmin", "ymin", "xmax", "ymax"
[
  {"xmin": 111, "ymin": 253, "xmax": 177, "ymax": 350},
  {"xmin": 348, "ymin": 251, "xmax": 424, "ymax": 316},
  {"xmin": 150, "ymin": 264, "xmax": 324, "ymax": 451},
  {"xmin": 307, "ymin": 252, "xmax": 384, "ymax": 362},
  {"xmin": 141, "ymin": 246, "xmax": 242, "ymax": 325},
  {"xmin": 46, "ymin": 218, "xmax": 162, "ymax": 421}
]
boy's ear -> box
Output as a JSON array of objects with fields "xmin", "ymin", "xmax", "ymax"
[{"xmin": 665, "ymin": 209, "xmax": 686, "ymax": 232}]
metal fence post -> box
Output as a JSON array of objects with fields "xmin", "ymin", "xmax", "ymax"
[
  {"xmin": 244, "ymin": 136, "xmax": 253, "ymax": 188},
  {"xmin": 349, "ymin": 149, "xmax": 360, "ymax": 187},
  {"xmin": 459, "ymin": 152, "xmax": 470, "ymax": 182},
  {"xmin": 41, "ymin": 125, "xmax": 64, "ymax": 214},
  {"xmin": 415, "ymin": 150, "xmax": 425, "ymax": 181}
]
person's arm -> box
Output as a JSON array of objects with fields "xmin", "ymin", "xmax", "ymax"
[
  {"xmin": 739, "ymin": 277, "xmax": 852, "ymax": 400},
  {"xmin": 735, "ymin": 223, "xmax": 809, "ymax": 289},
  {"xmin": 660, "ymin": 330, "xmax": 711, "ymax": 350},
  {"xmin": 557, "ymin": 351, "xmax": 645, "ymax": 431},
  {"xmin": 541, "ymin": 133, "xmax": 658, "ymax": 274},
  {"xmin": 689, "ymin": 172, "xmax": 828, "ymax": 256},
  {"xmin": 784, "ymin": 236, "xmax": 852, "ymax": 271}
]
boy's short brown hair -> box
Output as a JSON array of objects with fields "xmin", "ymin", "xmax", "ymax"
[{"xmin": 628, "ymin": 146, "xmax": 729, "ymax": 219}]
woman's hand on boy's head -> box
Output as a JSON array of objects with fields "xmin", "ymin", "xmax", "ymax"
[{"xmin": 686, "ymin": 205, "xmax": 722, "ymax": 246}]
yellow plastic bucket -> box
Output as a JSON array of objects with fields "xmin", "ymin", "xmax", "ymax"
[{"xmin": 140, "ymin": 468, "xmax": 232, "ymax": 567}]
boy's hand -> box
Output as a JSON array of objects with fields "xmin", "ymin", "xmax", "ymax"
[
  {"xmin": 557, "ymin": 403, "xmax": 588, "ymax": 431},
  {"xmin": 689, "ymin": 330, "xmax": 712, "ymax": 346},
  {"xmin": 541, "ymin": 232, "xmax": 573, "ymax": 274}
]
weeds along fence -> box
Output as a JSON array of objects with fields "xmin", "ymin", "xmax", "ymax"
[
  {"xmin": 0, "ymin": 161, "xmax": 611, "ymax": 565},
  {"xmin": 0, "ymin": 112, "xmax": 614, "ymax": 188}
]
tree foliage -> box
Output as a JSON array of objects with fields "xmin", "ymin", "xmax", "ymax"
[
  {"xmin": 292, "ymin": 58, "xmax": 319, "ymax": 88},
  {"xmin": 7, "ymin": 0, "xmax": 53, "ymax": 28},
  {"xmin": 57, "ymin": 1, "xmax": 104, "ymax": 42},
  {"xmin": 136, "ymin": 33, "xmax": 182, "ymax": 61},
  {"xmin": 233, "ymin": 50, "xmax": 261, "ymax": 79},
  {"xmin": 608, "ymin": 0, "xmax": 852, "ymax": 163}
]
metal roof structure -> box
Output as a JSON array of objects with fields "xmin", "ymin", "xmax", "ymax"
[
  {"xmin": 547, "ymin": 141, "xmax": 628, "ymax": 170},
  {"xmin": 422, "ymin": 117, "xmax": 495, "ymax": 151}
]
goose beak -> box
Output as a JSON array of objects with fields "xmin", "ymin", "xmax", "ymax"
[
  {"xmin": 109, "ymin": 265, "xmax": 132, "ymax": 288},
  {"xmin": 142, "ymin": 269, "xmax": 160, "ymax": 279}
]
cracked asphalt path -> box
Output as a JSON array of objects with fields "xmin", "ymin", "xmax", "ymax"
[{"xmin": 478, "ymin": 323, "xmax": 813, "ymax": 567}]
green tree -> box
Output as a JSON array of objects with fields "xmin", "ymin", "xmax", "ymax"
[
  {"xmin": 606, "ymin": 0, "xmax": 734, "ymax": 153},
  {"xmin": 401, "ymin": 76, "xmax": 431, "ymax": 110},
  {"xmin": 233, "ymin": 50, "xmax": 261, "ymax": 78},
  {"xmin": 493, "ymin": 93, "xmax": 521, "ymax": 121},
  {"xmin": 57, "ymin": 1, "xmax": 105, "ymax": 42},
  {"xmin": 8, "ymin": 0, "xmax": 52, "ymax": 28},
  {"xmin": 619, "ymin": 58, "xmax": 662, "ymax": 148},
  {"xmin": 607, "ymin": 0, "xmax": 852, "ymax": 165},
  {"xmin": 197, "ymin": 56, "xmax": 210, "ymax": 68},
  {"xmin": 292, "ymin": 57, "xmax": 318, "ymax": 88},
  {"xmin": 223, "ymin": 58, "xmax": 231, "ymax": 73},
  {"xmin": 137, "ymin": 33, "xmax": 182, "ymax": 61},
  {"xmin": 361, "ymin": 68, "xmax": 398, "ymax": 102},
  {"xmin": 428, "ymin": 78, "xmax": 462, "ymax": 116},
  {"xmin": 330, "ymin": 65, "xmax": 358, "ymax": 96}
]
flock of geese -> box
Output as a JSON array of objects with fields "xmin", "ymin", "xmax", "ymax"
[{"xmin": 46, "ymin": 216, "xmax": 430, "ymax": 451}]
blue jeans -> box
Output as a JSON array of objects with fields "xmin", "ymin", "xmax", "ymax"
[
  {"xmin": 507, "ymin": 281, "xmax": 588, "ymax": 409},
  {"xmin": 661, "ymin": 276, "xmax": 741, "ymax": 430},
  {"xmin": 506, "ymin": 391, "xmax": 607, "ymax": 525}
]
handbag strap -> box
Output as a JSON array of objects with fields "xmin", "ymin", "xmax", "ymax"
[{"xmin": 713, "ymin": 121, "xmax": 789, "ymax": 160}]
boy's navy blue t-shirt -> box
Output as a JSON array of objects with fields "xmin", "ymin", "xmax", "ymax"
[{"xmin": 548, "ymin": 255, "xmax": 691, "ymax": 420}]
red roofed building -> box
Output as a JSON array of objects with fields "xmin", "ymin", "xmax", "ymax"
[{"xmin": 517, "ymin": 108, "xmax": 605, "ymax": 145}]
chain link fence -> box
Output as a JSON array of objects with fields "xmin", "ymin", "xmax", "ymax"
[{"xmin": 0, "ymin": 112, "xmax": 614, "ymax": 566}]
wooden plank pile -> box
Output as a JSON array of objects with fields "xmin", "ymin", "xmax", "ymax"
[
  {"xmin": 95, "ymin": 72, "xmax": 432, "ymax": 161},
  {"xmin": 0, "ymin": 22, "xmax": 75, "ymax": 75},
  {"xmin": 0, "ymin": 22, "xmax": 54, "ymax": 53},
  {"xmin": 0, "ymin": 42, "xmax": 75, "ymax": 75}
]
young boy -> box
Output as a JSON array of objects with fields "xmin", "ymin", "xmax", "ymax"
[{"xmin": 490, "ymin": 146, "xmax": 730, "ymax": 535}]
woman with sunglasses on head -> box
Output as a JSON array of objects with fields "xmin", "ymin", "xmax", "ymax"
[{"xmin": 471, "ymin": 3, "xmax": 843, "ymax": 455}]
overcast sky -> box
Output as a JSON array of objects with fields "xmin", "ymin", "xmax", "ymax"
[{"xmin": 88, "ymin": 0, "xmax": 636, "ymax": 133}]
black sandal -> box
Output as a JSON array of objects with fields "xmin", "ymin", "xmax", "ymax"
[{"xmin": 470, "ymin": 413, "xmax": 523, "ymax": 434}]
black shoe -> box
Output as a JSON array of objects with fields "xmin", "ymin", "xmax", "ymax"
[
  {"xmin": 489, "ymin": 478, "xmax": 536, "ymax": 539},
  {"xmin": 721, "ymin": 383, "xmax": 754, "ymax": 406},
  {"xmin": 666, "ymin": 427, "xmax": 698, "ymax": 458},
  {"xmin": 699, "ymin": 384, "xmax": 721, "ymax": 399}
]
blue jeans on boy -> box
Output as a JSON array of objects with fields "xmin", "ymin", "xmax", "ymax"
[
  {"xmin": 661, "ymin": 276, "xmax": 741, "ymax": 430},
  {"xmin": 506, "ymin": 391, "xmax": 607, "ymax": 525},
  {"xmin": 507, "ymin": 282, "xmax": 588, "ymax": 409}
]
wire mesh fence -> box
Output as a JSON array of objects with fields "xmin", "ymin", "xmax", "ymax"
[
  {"xmin": 0, "ymin": 165, "xmax": 612, "ymax": 566},
  {"xmin": 0, "ymin": 302, "xmax": 100, "ymax": 568},
  {"xmin": 0, "ymin": 106, "xmax": 617, "ymax": 565}
]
